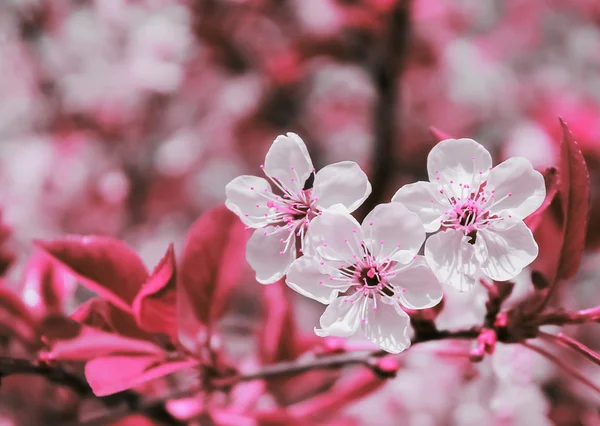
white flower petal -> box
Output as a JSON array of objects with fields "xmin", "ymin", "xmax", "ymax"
[
  {"xmin": 315, "ymin": 296, "xmax": 362, "ymax": 338},
  {"xmin": 389, "ymin": 256, "xmax": 443, "ymax": 310},
  {"xmin": 246, "ymin": 227, "xmax": 296, "ymax": 284},
  {"xmin": 307, "ymin": 205, "xmax": 364, "ymax": 262},
  {"xmin": 425, "ymin": 229, "xmax": 479, "ymax": 292},
  {"xmin": 362, "ymin": 203, "xmax": 425, "ymax": 259},
  {"xmin": 264, "ymin": 133, "xmax": 313, "ymax": 194},
  {"xmin": 487, "ymin": 157, "xmax": 546, "ymax": 219},
  {"xmin": 225, "ymin": 175, "xmax": 273, "ymax": 227},
  {"xmin": 427, "ymin": 138, "xmax": 492, "ymax": 187},
  {"xmin": 392, "ymin": 181, "xmax": 449, "ymax": 232},
  {"xmin": 361, "ymin": 298, "xmax": 411, "ymax": 354},
  {"xmin": 313, "ymin": 161, "xmax": 372, "ymax": 213},
  {"xmin": 286, "ymin": 256, "xmax": 346, "ymax": 304},
  {"xmin": 475, "ymin": 219, "xmax": 538, "ymax": 281}
]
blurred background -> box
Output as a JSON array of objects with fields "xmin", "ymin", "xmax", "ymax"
[{"xmin": 1, "ymin": 0, "xmax": 600, "ymax": 425}]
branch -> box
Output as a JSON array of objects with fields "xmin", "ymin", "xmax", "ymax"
[
  {"xmin": 0, "ymin": 357, "xmax": 90, "ymax": 394},
  {"xmin": 358, "ymin": 0, "xmax": 411, "ymax": 219},
  {"xmin": 214, "ymin": 326, "xmax": 480, "ymax": 389},
  {"xmin": 0, "ymin": 357, "xmax": 184, "ymax": 425},
  {"xmin": 0, "ymin": 326, "xmax": 480, "ymax": 423}
]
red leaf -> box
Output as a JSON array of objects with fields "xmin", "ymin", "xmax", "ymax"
[
  {"xmin": 71, "ymin": 298, "xmax": 149, "ymax": 340},
  {"xmin": 21, "ymin": 251, "xmax": 76, "ymax": 316},
  {"xmin": 259, "ymin": 281, "xmax": 304, "ymax": 364},
  {"xmin": 85, "ymin": 354, "xmax": 197, "ymax": 396},
  {"xmin": 132, "ymin": 244, "xmax": 177, "ymax": 337},
  {"xmin": 38, "ymin": 314, "xmax": 82, "ymax": 340},
  {"xmin": 0, "ymin": 283, "xmax": 37, "ymax": 344},
  {"xmin": 35, "ymin": 236, "xmax": 149, "ymax": 313},
  {"xmin": 556, "ymin": 119, "xmax": 590, "ymax": 280},
  {"xmin": 524, "ymin": 167, "xmax": 559, "ymax": 233},
  {"xmin": 0, "ymin": 284, "xmax": 36, "ymax": 328},
  {"xmin": 108, "ymin": 415, "xmax": 159, "ymax": 426},
  {"xmin": 177, "ymin": 205, "xmax": 246, "ymax": 352},
  {"xmin": 532, "ymin": 120, "xmax": 590, "ymax": 286},
  {"xmin": 45, "ymin": 327, "xmax": 162, "ymax": 361}
]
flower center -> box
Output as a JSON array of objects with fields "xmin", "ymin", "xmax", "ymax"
[
  {"xmin": 434, "ymin": 167, "xmax": 511, "ymax": 239},
  {"xmin": 360, "ymin": 266, "xmax": 381, "ymax": 287},
  {"xmin": 438, "ymin": 183, "xmax": 504, "ymax": 239}
]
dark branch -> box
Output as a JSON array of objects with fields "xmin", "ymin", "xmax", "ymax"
[
  {"xmin": 358, "ymin": 0, "xmax": 411, "ymax": 220},
  {"xmin": 0, "ymin": 357, "xmax": 184, "ymax": 425}
]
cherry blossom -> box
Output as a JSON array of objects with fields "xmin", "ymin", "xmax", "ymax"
[
  {"xmin": 392, "ymin": 138, "xmax": 545, "ymax": 291},
  {"xmin": 285, "ymin": 203, "xmax": 443, "ymax": 354},
  {"xmin": 226, "ymin": 133, "xmax": 371, "ymax": 284}
]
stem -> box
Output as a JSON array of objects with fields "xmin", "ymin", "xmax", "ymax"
[
  {"xmin": 538, "ymin": 331, "xmax": 600, "ymax": 366},
  {"xmin": 522, "ymin": 341, "xmax": 600, "ymax": 394},
  {"xmin": 357, "ymin": 0, "xmax": 411, "ymax": 220}
]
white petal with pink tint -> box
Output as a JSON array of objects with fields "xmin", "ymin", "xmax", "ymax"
[
  {"xmin": 246, "ymin": 227, "xmax": 296, "ymax": 284},
  {"xmin": 486, "ymin": 157, "xmax": 546, "ymax": 219},
  {"xmin": 264, "ymin": 133, "xmax": 314, "ymax": 193},
  {"xmin": 427, "ymin": 138, "xmax": 492, "ymax": 187},
  {"xmin": 307, "ymin": 205, "xmax": 364, "ymax": 262},
  {"xmin": 390, "ymin": 256, "xmax": 444, "ymax": 310},
  {"xmin": 315, "ymin": 295, "xmax": 363, "ymax": 337},
  {"xmin": 361, "ymin": 297, "xmax": 411, "ymax": 354},
  {"xmin": 425, "ymin": 229, "xmax": 480, "ymax": 292},
  {"xmin": 362, "ymin": 203, "xmax": 425, "ymax": 260},
  {"xmin": 286, "ymin": 256, "xmax": 346, "ymax": 304},
  {"xmin": 225, "ymin": 175, "xmax": 273, "ymax": 227},
  {"xmin": 313, "ymin": 161, "xmax": 372, "ymax": 212},
  {"xmin": 476, "ymin": 219, "xmax": 538, "ymax": 281},
  {"xmin": 392, "ymin": 181, "xmax": 449, "ymax": 232}
]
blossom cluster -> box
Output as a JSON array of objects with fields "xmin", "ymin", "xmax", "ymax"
[{"xmin": 226, "ymin": 133, "xmax": 546, "ymax": 353}]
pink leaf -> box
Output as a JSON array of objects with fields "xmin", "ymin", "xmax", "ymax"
[
  {"xmin": 35, "ymin": 236, "xmax": 149, "ymax": 313},
  {"xmin": 132, "ymin": 244, "xmax": 177, "ymax": 337},
  {"xmin": 71, "ymin": 298, "xmax": 150, "ymax": 340},
  {"xmin": 85, "ymin": 354, "xmax": 197, "ymax": 396},
  {"xmin": 429, "ymin": 126, "xmax": 452, "ymax": 142},
  {"xmin": 288, "ymin": 369, "xmax": 385, "ymax": 421},
  {"xmin": 177, "ymin": 205, "xmax": 246, "ymax": 352},
  {"xmin": 21, "ymin": 251, "xmax": 76, "ymax": 316},
  {"xmin": 45, "ymin": 327, "xmax": 162, "ymax": 361}
]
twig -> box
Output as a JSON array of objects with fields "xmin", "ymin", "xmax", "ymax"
[
  {"xmin": 522, "ymin": 340, "xmax": 600, "ymax": 394},
  {"xmin": 535, "ymin": 306, "xmax": 600, "ymax": 326},
  {"xmin": 538, "ymin": 331, "xmax": 600, "ymax": 366},
  {"xmin": 358, "ymin": 0, "xmax": 411, "ymax": 220}
]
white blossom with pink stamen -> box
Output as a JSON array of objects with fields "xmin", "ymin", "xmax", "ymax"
[
  {"xmin": 225, "ymin": 133, "xmax": 371, "ymax": 284},
  {"xmin": 286, "ymin": 203, "xmax": 443, "ymax": 354},
  {"xmin": 393, "ymin": 138, "xmax": 545, "ymax": 292}
]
